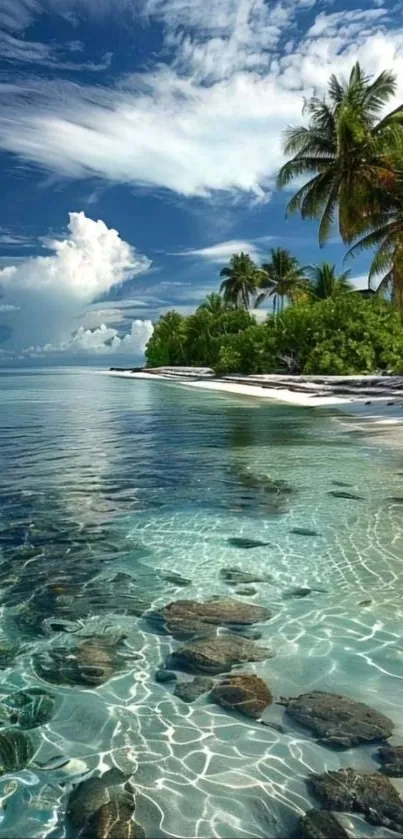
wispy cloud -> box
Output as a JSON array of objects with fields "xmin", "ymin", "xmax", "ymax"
[
  {"xmin": 174, "ymin": 238, "xmax": 270, "ymax": 263},
  {"xmin": 0, "ymin": 31, "xmax": 112, "ymax": 71},
  {"xmin": 1, "ymin": 4, "xmax": 403, "ymax": 200}
]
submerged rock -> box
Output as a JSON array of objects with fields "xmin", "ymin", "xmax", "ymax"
[
  {"xmin": 227, "ymin": 538, "xmax": 271, "ymax": 550},
  {"xmin": 155, "ymin": 669, "xmax": 177, "ymax": 684},
  {"xmin": 79, "ymin": 799, "xmax": 144, "ymax": 839},
  {"xmin": 0, "ymin": 688, "xmax": 55, "ymax": 730},
  {"xmin": 0, "ymin": 641, "xmax": 21, "ymax": 668},
  {"xmin": 309, "ymin": 768, "xmax": 403, "ymax": 832},
  {"xmin": 328, "ymin": 491, "xmax": 364, "ymax": 501},
  {"xmin": 33, "ymin": 634, "xmax": 128, "ymax": 688},
  {"xmin": 283, "ymin": 691, "xmax": 393, "ymax": 748},
  {"xmin": 211, "ymin": 674, "xmax": 272, "ymax": 719},
  {"xmin": 378, "ymin": 745, "xmax": 403, "ymax": 777},
  {"xmin": 170, "ymin": 635, "xmax": 273, "ymax": 674},
  {"xmin": 220, "ymin": 567, "xmax": 271, "ymax": 585},
  {"xmin": 66, "ymin": 768, "xmax": 131, "ymax": 829},
  {"xmin": 153, "ymin": 598, "xmax": 271, "ymax": 640},
  {"xmin": 159, "ymin": 571, "xmax": 191, "ymax": 587},
  {"xmin": 296, "ymin": 809, "xmax": 349, "ymax": 839},
  {"xmin": 0, "ymin": 729, "xmax": 34, "ymax": 775},
  {"xmin": 283, "ymin": 587, "xmax": 312, "ymax": 599},
  {"xmin": 290, "ymin": 528, "xmax": 319, "ymax": 537},
  {"xmin": 173, "ymin": 677, "xmax": 214, "ymax": 703}
]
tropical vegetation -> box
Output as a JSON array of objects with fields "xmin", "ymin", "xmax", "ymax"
[{"xmin": 146, "ymin": 61, "xmax": 403, "ymax": 377}]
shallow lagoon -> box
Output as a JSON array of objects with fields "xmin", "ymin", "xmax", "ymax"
[{"xmin": 0, "ymin": 368, "xmax": 402, "ymax": 838}]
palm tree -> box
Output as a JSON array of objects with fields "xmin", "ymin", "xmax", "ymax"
[
  {"xmin": 277, "ymin": 63, "xmax": 402, "ymax": 246},
  {"xmin": 304, "ymin": 262, "xmax": 353, "ymax": 300},
  {"xmin": 256, "ymin": 247, "xmax": 308, "ymax": 314},
  {"xmin": 219, "ymin": 252, "xmax": 260, "ymax": 309},
  {"xmin": 197, "ymin": 292, "xmax": 227, "ymax": 314}
]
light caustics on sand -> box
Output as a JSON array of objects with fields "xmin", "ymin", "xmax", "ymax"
[{"xmin": 0, "ymin": 369, "xmax": 402, "ymax": 838}]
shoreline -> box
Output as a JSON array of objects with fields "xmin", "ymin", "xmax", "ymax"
[{"xmin": 107, "ymin": 368, "xmax": 403, "ymax": 427}]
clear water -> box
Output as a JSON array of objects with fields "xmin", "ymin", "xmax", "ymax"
[{"xmin": 0, "ymin": 368, "xmax": 403, "ymax": 838}]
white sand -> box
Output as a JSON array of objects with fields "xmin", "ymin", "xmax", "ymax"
[
  {"xmin": 185, "ymin": 378, "xmax": 351, "ymax": 406},
  {"xmin": 107, "ymin": 369, "xmax": 403, "ymax": 428}
]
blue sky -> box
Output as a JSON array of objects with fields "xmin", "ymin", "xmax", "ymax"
[{"xmin": 0, "ymin": 0, "xmax": 402, "ymax": 364}]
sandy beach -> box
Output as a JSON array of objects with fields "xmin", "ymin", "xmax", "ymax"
[{"xmin": 108, "ymin": 368, "xmax": 403, "ymax": 428}]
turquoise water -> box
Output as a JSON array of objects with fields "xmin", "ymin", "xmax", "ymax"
[{"xmin": 0, "ymin": 368, "xmax": 403, "ymax": 838}]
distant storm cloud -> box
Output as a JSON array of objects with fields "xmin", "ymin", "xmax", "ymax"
[{"xmin": 0, "ymin": 211, "xmax": 152, "ymax": 356}]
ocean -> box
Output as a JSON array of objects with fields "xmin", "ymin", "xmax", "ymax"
[{"xmin": 0, "ymin": 367, "xmax": 402, "ymax": 838}]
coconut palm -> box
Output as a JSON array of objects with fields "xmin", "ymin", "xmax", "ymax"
[
  {"xmin": 219, "ymin": 252, "xmax": 260, "ymax": 309},
  {"xmin": 304, "ymin": 262, "xmax": 353, "ymax": 300},
  {"xmin": 197, "ymin": 292, "xmax": 227, "ymax": 314},
  {"xmin": 277, "ymin": 63, "xmax": 402, "ymax": 246},
  {"xmin": 256, "ymin": 248, "xmax": 308, "ymax": 314}
]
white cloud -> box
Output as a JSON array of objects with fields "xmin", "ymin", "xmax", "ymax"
[
  {"xmin": 0, "ymin": 211, "xmax": 151, "ymax": 353},
  {"xmin": 0, "ymin": 31, "xmax": 112, "ymax": 70},
  {"xmin": 40, "ymin": 319, "xmax": 154, "ymax": 355},
  {"xmin": 176, "ymin": 239, "xmax": 266, "ymax": 263},
  {"xmin": 0, "ymin": 211, "xmax": 150, "ymax": 300},
  {"xmin": 1, "ymin": 11, "xmax": 403, "ymax": 200}
]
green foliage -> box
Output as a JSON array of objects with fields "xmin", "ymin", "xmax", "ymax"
[
  {"xmin": 269, "ymin": 295, "xmax": 403, "ymax": 375},
  {"xmin": 145, "ymin": 311, "xmax": 187, "ymax": 367},
  {"xmin": 304, "ymin": 262, "xmax": 353, "ymax": 300},
  {"xmin": 256, "ymin": 247, "xmax": 309, "ymax": 312},
  {"xmin": 219, "ymin": 252, "xmax": 261, "ymax": 309},
  {"xmin": 146, "ymin": 295, "xmax": 403, "ymax": 376},
  {"xmin": 145, "ymin": 300, "xmax": 255, "ymax": 369}
]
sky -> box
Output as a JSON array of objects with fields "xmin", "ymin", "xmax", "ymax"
[{"xmin": 0, "ymin": 0, "xmax": 402, "ymax": 365}]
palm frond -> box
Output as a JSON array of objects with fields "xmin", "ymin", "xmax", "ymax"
[{"xmin": 364, "ymin": 69, "xmax": 397, "ymax": 114}]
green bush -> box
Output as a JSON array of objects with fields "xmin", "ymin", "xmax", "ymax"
[{"xmin": 146, "ymin": 294, "xmax": 403, "ymax": 376}]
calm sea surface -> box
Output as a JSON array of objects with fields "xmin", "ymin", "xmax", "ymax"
[{"xmin": 0, "ymin": 368, "xmax": 403, "ymax": 838}]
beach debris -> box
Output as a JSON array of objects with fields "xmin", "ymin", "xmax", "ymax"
[
  {"xmin": 296, "ymin": 809, "xmax": 349, "ymax": 839},
  {"xmin": 155, "ymin": 669, "xmax": 177, "ymax": 684},
  {"xmin": 290, "ymin": 528, "xmax": 319, "ymax": 537},
  {"xmin": 377, "ymin": 745, "xmax": 403, "ymax": 777},
  {"xmin": 169, "ymin": 635, "xmax": 273, "ymax": 674},
  {"xmin": 150, "ymin": 597, "xmax": 271, "ymax": 640},
  {"xmin": 227, "ymin": 537, "xmax": 271, "ymax": 550},
  {"xmin": 328, "ymin": 491, "xmax": 364, "ymax": 500},
  {"xmin": 309, "ymin": 768, "xmax": 403, "ymax": 832},
  {"xmin": 282, "ymin": 691, "xmax": 393, "ymax": 748},
  {"xmin": 173, "ymin": 676, "xmax": 214, "ymax": 703},
  {"xmin": 211, "ymin": 674, "xmax": 272, "ymax": 719},
  {"xmin": 0, "ymin": 729, "xmax": 34, "ymax": 775},
  {"xmin": 220, "ymin": 567, "xmax": 272, "ymax": 584},
  {"xmin": 0, "ymin": 688, "xmax": 55, "ymax": 730}
]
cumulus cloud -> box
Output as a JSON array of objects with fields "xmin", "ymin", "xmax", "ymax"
[
  {"xmin": 0, "ymin": 211, "xmax": 151, "ymax": 353},
  {"xmin": 35, "ymin": 319, "xmax": 154, "ymax": 356}
]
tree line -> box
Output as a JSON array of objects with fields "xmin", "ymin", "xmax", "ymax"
[{"xmin": 146, "ymin": 63, "xmax": 403, "ymax": 375}]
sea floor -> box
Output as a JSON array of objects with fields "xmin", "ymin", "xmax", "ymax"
[{"xmin": 0, "ymin": 368, "xmax": 402, "ymax": 838}]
